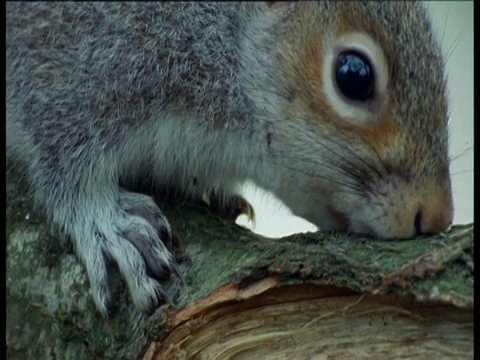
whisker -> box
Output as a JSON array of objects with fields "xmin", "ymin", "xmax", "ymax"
[
  {"xmin": 440, "ymin": 3, "xmax": 449, "ymax": 53},
  {"xmin": 363, "ymin": 212, "xmax": 386, "ymax": 227},
  {"xmin": 266, "ymin": 130, "xmax": 388, "ymax": 199},
  {"xmin": 252, "ymin": 144, "xmax": 371, "ymax": 197},
  {"xmin": 449, "ymin": 146, "xmax": 473, "ymax": 163},
  {"xmin": 327, "ymin": 132, "xmax": 387, "ymax": 178},
  {"xmin": 321, "ymin": 138, "xmax": 386, "ymax": 196},
  {"xmin": 279, "ymin": 159, "xmax": 366, "ymax": 194},
  {"xmin": 443, "ymin": 31, "xmax": 463, "ymax": 67},
  {"xmin": 276, "ymin": 145, "xmax": 369, "ymax": 190},
  {"xmin": 296, "ymin": 119, "xmax": 381, "ymax": 186},
  {"xmin": 450, "ymin": 169, "xmax": 473, "ymax": 176}
]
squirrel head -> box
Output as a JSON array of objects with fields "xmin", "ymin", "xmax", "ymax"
[{"xmin": 259, "ymin": 2, "xmax": 453, "ymax": 238}]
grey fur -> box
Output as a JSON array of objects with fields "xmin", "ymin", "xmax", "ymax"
[{"xmin": 6, "ymin": 2, "xmax": 453, "ymax": 317}]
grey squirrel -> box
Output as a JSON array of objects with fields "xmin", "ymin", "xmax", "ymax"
[{"xmin": 6, "ymin": 2, "xmax": 454, "ymax": 318}]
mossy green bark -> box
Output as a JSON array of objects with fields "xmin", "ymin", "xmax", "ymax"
[{"xmin": 6, "ymin": 166, "xmax": 473, "ymax": 359}]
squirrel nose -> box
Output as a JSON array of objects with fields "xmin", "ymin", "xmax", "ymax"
[{"xmin": 414, "ymin": 206, "xmax": 453, "ymax": 236}]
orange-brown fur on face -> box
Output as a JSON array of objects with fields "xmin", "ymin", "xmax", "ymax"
[
  {"xmin": 276, "ymin": 3, "xmax": 400, "ymax": 153},
  {"xmin": 267, "ymin": 2, "xmax": 453, "ymax": 238}
]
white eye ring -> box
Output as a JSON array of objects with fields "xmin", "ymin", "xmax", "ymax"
[{"xmin": 323, "ymin": 32, "xmax": 389, "ymax": 124}]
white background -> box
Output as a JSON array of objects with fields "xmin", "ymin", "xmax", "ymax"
[{"xmin": 237, "ymin": 1, "xmax": 474, "ymax": 238}]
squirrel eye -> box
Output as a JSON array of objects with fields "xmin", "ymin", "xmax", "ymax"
[{"xmin": 335, "ymin": 51, "xmax": 374, "ymax": 102}]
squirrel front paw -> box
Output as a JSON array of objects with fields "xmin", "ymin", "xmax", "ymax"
[
  {"xmin": 202, "ymin": 191, "xmax": 256, "ymax": 225},
  {"xmin": 75, "ymin": 190, "xmax": 179, "ymax": 318}
]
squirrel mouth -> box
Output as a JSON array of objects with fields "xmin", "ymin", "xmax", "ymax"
[
  {"xmin": 327, "ymin": 207, "xmax": 351, "ymax": 232},
  {"xmin": 327, "ymin": 207, "xmax": 373, "ymax": 236}
]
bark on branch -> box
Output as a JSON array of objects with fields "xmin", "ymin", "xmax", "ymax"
[{"xmin": 6, "ymin": 168, "xmax": 473, "ymax": 359}]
